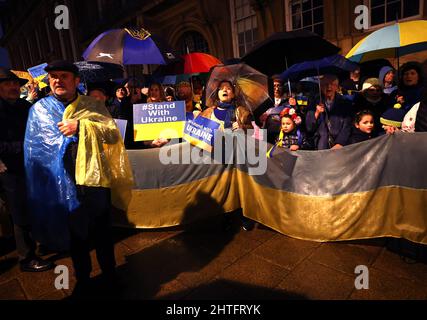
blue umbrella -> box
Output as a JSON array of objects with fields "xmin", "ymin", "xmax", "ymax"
[
  {"xmin": 280, "ymin": 54, "xmax": 359, "ymax": 81},
  {"xmin": 82, "ymin": 27, "xmax": 178, "ymax": 66}
]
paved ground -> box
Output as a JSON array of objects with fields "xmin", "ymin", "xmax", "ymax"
[{"xmin": 0, "ymin": 212, "xmax": 426, "ymax": 300}]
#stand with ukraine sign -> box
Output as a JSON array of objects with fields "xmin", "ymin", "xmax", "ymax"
[
  {"xmin": 133, "ymin": 101, "xmax": 186, "ymax": 141},
  {"xmin": 183, "ymin": 116, "xmax": 221, "ymax": 153}
]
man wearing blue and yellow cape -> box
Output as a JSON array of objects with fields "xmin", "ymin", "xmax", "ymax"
[{"xmin": 24, "ymin": 60, "xmax": 133, "ymax": 288}]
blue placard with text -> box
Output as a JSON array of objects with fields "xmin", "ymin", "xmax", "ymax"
[
  {"xmin": 183, "ymin": 116, "xmax": 221, "ymax": 152},
  {"xmin": 133, "ymin": 101, "xmax": 186, "ymax": 141}
]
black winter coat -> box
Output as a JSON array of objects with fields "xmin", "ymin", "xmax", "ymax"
[{"xmin": 0, "ymin": 98, "xmax": 31, "ymax": 175}]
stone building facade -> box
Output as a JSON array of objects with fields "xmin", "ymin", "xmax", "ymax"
[{"xmin": 1, "ymin": 0, "xmax": 426, "ymax": 70}]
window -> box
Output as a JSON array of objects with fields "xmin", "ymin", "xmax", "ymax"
[
  {"xmin": 231, "ymin": 0, "xmax": 258, "ymax": 57},
  {"xmin": 178, "ymin": 31, "xmax": 209, "ymax": 55},
  {"xmin": 288, "ymin": 0, "xmax": 324, "ymax": 36},
  {"xmin": 370, "ymin": 0, "xmax": 421, "ymax": 26}
]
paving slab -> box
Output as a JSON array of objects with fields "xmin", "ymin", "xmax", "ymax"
[
  {"xmin": 371, "ymin": 249, "xmax": 427, "ymax": 286},
  {"xmin": 276, "ymin": 259, "xmax": 355, "ymax": 300},
  {"xmin": 308, "ymin": 242, "xmax": 383, "ymax": 275},
  {"xmin": 349, "ymin": 267, "xmax": 427, "ymax": 300},
  {"xmin": 251, "ymin": 235, "xmax": 320, "ymax": 270},
  {"xmin": 0, "ymin": 279, "xmax": 27, "ymax": 300}
]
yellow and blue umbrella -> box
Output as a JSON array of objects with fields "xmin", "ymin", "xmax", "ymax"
[{"xmin": 346, "ymin": 20, "xmax": 427, "ymax": 63}]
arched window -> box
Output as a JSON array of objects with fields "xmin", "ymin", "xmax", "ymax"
[{"xmin": 178, "ymin": 31, "xmax": 209, "ymax": 55}]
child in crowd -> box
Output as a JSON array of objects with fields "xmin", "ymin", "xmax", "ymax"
[
  {"xmin": 380, "ymin": 103, "xmax": 407, "ymax": 135},
  {"xmin": 348, "ymin": 110, "xmax": 375, "ymax": 144},
  {"xmin": 267, "ymin": 107, "xmax": 310, "ymax": 157}
]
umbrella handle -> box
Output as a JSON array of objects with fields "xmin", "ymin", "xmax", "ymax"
[{"xmin": 317, "ymin": 66, "xmax": 322, "ymax": 104}]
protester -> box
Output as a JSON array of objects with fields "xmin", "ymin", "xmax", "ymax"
[
  {"xmin": 397, "ymin": 61, "xmax": 424, "ymax": 111},
  {"xmin": 108, "ymin": 84, "xmax": 129, "ymax": 119},
  {"xmin": 198, "ymin": 80, "xmax": 253, "ymax": 131},
  {"xmin": 402, "ymin": 63, "xmax": 427, "ymax": 133},
  {"xmin": 353, "ymin": 78, "xmax": 393, "ymax": 135},
  {"xmin": 259, "ymin": 75, "xmax": 287, "ymax": 143},
  {"xmin": 272, "ymin": 75, "xmax": 287, "ymax": 107},
  {"xmin": 379, "ymin": 66, "xmax": 398, "ymax": 96},
  {"xmin": 25, "ymin": 81, "xmax": 39, "ymax": 104},
  {"xmin": 190, "ymin": 75, "xmax": 203, "ymax": 102},
  {"xmin": 147, "ymin": 82, "xmax": 166, "ymax": 103},
  {"xmin": 176, "ymin": 81, "xmax": 202, "ymax": 121},
  {"xmin": 165, "ymin": 86, "xmax": 176, "ymax": 102},
  {"xmin": 305, "ymin": 74, "xmax": 353, "ymax": 150},
  {"xmin": 348, "ymin": 110, "xmax": 376, "ymax": 144},
  {"xmin": 197, "ymin": 80, "xmax": 254, "ymax": 231},
  {"xmin": 145, "ymin": 82, "xmax": 169, "ymax": 148},
  {"xmin": 24, "ymin": 60, "xmax": 133, "ymax": 293},
  {"xmin": 380, "ymin": 103, "xmax": 407, "ymax": 135},
  {"xmin": 341, "ymin": 67, "xmax": 361, "ymax": 95},
  {"xmin": 0, "ymin": 67, "xmax": 54, "ymax": 272},
  {"xmin": 275, "ymin": 107, "xmax": 310, "ymax": 151},
  {"xmin": 124, "ymin": 78, "xmax": 147, "ymax": 104},
  {"xmin": 88, "ymin": 87, "xmax": 108, "ymax": 103}
]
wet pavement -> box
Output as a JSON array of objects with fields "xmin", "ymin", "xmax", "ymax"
[{"xmin": 1, "ymin": 212, "xmax": 426, "ymax": 300}]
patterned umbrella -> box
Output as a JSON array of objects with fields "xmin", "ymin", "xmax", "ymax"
[
  {"xmin": 346, "ymin": 20, "xmax": 427, "ymax": 63},
  {"xmin": 205, "ymin": 63, "xmax": 270, "ymax": 112},
  {"xmin": 82, "ymin": 27, "xmax": 178, "ymax": 66}
]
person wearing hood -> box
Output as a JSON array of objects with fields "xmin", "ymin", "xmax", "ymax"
[
  {"xmin": 353, "ymin": 78, "xmax": 394, "ymax": 135},
  {"xmin": 396, "ymin": 61, "xmax": 424, "ymax": 111},
  {"xmin": 378, "ymin": 66, "xmax": 398, "ymax": 96}
]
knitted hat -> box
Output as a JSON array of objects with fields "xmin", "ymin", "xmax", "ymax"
[
  {"xmin": 380, "ymin": 103, "xmax": 407, "ymax": 128},
  {"xmin": 362, "ymin": 78, "xmax": 381, "ymax": 92}
]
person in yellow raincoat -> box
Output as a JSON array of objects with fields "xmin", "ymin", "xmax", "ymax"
[{"xmin": 24, "ymin": 60, "xmax": 133, "ymax": 292}]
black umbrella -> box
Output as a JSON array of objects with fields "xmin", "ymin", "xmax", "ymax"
[
  {"xmin": 74, "ymin": 61, "xmax": 124, "ymax": 83},
  {"xmin": 358, "ymin": 58, "xmax": 393, "ymax": 81},
  {"xmin": 241, "ymin": 30, "xmax": 341, "ymax": 77}
]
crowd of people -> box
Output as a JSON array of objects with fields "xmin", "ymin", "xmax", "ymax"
[
  {"xmin": 263, "ymin": 61, "xmax": 427, "ymax": 154},
  {"xmin": 1, "ymin": 55, "xmax": 427, "ymax": 296}
]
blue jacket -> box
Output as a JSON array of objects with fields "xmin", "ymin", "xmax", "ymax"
[{"xmin": 305, "ymin": 94, "xmax": 353, "ymax": 150}]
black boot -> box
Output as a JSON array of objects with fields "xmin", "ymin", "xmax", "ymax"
[{"xmin": 19, "ymin": 257, "xmax": 55, "ymax": 272}]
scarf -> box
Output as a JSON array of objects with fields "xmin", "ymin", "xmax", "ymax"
[{"xmin": 217, "ymin": 102, "xmax": 236, "ymax": 129}]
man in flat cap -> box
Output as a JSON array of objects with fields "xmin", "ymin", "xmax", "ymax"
[
  {"xmin": 0, "ymin": 67, "xmax": 54, "ymax": 272},
  {"xmin": 24, "ymin": 60, "xmax": 133, "ymax": 293}
]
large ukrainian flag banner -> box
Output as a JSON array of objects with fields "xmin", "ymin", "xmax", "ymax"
[
  {"xmin": 133, "ymin": 101, "xmax": 186, "ymax": 141},
  {"xmin": 116, "ymin": 133, "xmax": 427, "ymax": 245}
]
